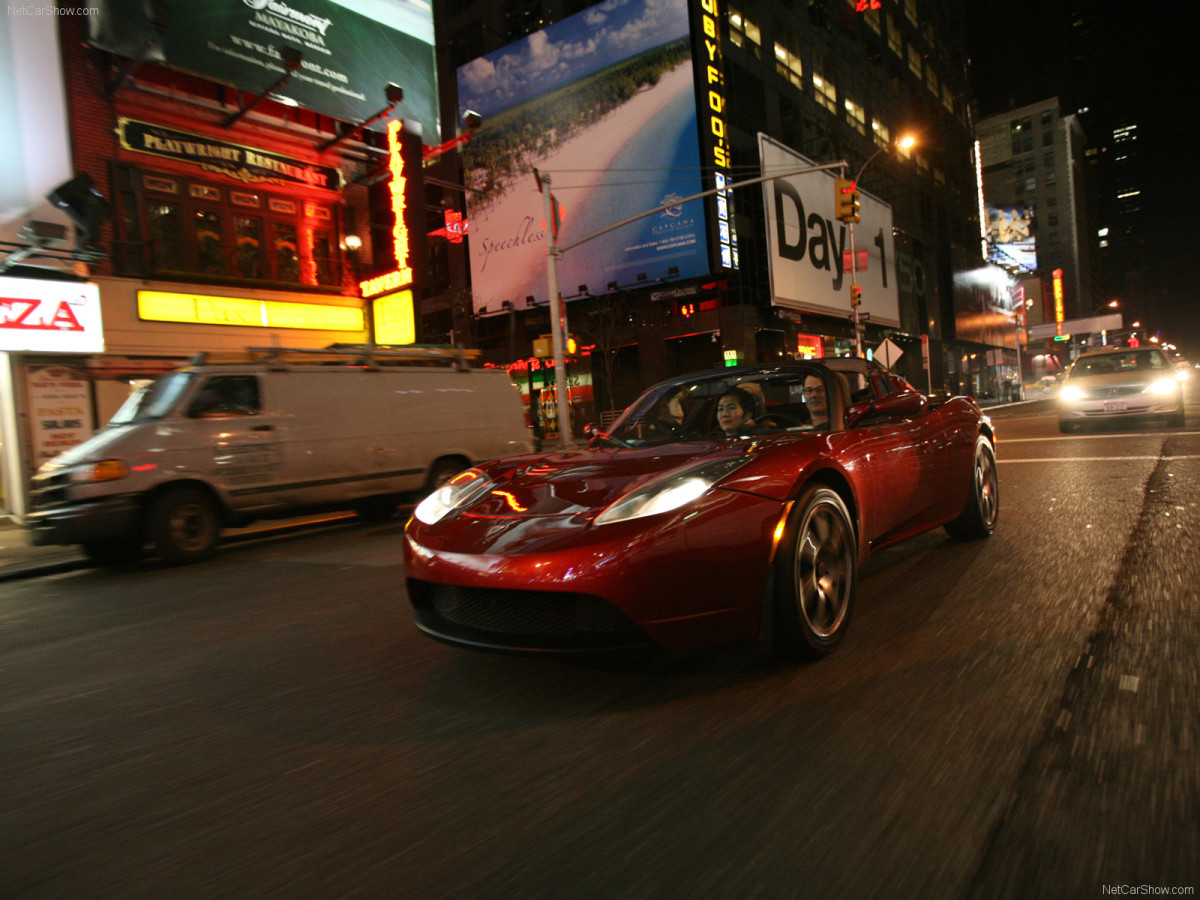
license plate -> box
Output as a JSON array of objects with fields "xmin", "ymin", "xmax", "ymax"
[{"xmin": 1103, "ymin": 400, "xmax": 1128, "ymax": 411}]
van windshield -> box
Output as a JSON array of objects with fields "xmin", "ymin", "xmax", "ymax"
[{"xmin": 108, "ymin": 372, "xmax": 194, "ymax": 424}]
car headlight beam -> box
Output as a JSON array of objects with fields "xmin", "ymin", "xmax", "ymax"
[
  {"xmin": 1145, "ymin": 377, "xmax": 1179, "ymax": 396},
  {"xmin": 1059, "ymin": 385, "xmax": 1086, "ymax": 402},
  {"xmin": 595, "ymin": 456, "xmax": 752, "ymax": 526},
  {"xmin": 414, "ymin": 468, "xmax": 494, "ymax": 525}
]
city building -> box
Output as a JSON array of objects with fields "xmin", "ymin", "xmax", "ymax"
[
  {"xmin": 1, "ymin": 2, "xmax": 438, "ymax": 518},
  {"xmin": 424, "ymin": 0, "xmax": 1018, "ymax": 425}
]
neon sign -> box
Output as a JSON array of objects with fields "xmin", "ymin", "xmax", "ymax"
[
  {"xmin": 696, "ymin": 0, "xmax": 737, "ymax": 270},
  {"xmin": 359, "ymin": 118, "xmax": 414, "ymax": 297},
  {"xmin": 1052, "ymin": 268, "xmax": 1064, "ymax": 335}
]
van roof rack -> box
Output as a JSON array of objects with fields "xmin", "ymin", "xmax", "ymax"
[{"xmin": 197, "ymin": 343, "xmax": 482, "ymax": 371}]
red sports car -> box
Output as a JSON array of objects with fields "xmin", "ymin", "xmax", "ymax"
[{"xmin": 404, "ymin": 358, "xmax": 997, "ymax": 660}]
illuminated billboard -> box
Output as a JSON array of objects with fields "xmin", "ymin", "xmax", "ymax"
[
  {"xmin": 89, "ymin": 0, "xmax": 438, "ymax": 139},
  {"xmin": 985, "ymin": 204, "xmax": 1037, "ymax": 274},
  {"xmin": 456, "ymin": 0, "xmax": 710, "ymax": 314},
  {"xmin": 759, "ymin": 135, "xmax": 900, "ymax": 327}
]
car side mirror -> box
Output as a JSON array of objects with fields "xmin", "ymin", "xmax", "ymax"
[{"xmin": 874, "ymin": 391, "xmax": 925, "ymax": 419}]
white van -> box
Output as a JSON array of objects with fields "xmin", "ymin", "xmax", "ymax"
[{"xmin": 25, "ymin": 345, "xmax": 533, "ymax": 564}]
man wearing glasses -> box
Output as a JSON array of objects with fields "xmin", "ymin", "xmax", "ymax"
[{"xmin": 803, "ymin": 374, "xmax": 830, "ymax": 429}]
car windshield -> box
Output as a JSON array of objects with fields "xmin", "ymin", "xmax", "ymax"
[
  {"xmin": 107, "ymin": 372, "xmax": 194, "ymax": 425},
  {"xmin": 606, "ymin": 366, "xmax": 835, "ymax": 446},
  {"xmin": 1070, "ymin": 350, "xmax": 1169, "ymax": 377}
]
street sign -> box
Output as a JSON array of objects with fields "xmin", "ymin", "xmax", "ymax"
[{"xmin": 876, "ymin": 338, "xmax": 903, "ymax": 369}]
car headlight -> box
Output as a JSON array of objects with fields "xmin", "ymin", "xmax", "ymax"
[
  {"xmin": 68, "ymin": 459, "xmax": 130, "ymax": 483},
  {"xmin": 414, "ymin": 468, "xmax": 494, "ymax": 525},
  {"xmin": 1145, "ymin": 377, "xmax": 1179, "ymax": 396},
  {"xmin": 1059, "ymin": 385, "xmax": 1086, "ymax": 402},
  {"xmin": 595, "ymin": 457, "xmax": 752, "ymax": 526}
]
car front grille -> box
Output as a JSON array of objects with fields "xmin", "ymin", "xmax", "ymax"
[
  {"xmin": 28, "ymin": 471, "xmax": 74, "ymax": 512},
  {"xmin": 407, "ymin": 579, "xmax": 656, "ymax": 654}
]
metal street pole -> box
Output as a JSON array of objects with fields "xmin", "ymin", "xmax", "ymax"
[{"xmin": 537, "ymin": 170, "xmax": 574, "ymax": 451}]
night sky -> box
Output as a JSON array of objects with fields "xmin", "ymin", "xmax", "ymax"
[{"xmin": 966, "ymin": 2, "xmax": 1197, "ymax": 357}]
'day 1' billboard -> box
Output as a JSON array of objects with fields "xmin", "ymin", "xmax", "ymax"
[
  {"xmin": 759, "ymin": 134, "xmax": 899, "ymax": 328},
  {"xmin": 456, "ymin": 0, "xmax": 710, "ymax": 314}
]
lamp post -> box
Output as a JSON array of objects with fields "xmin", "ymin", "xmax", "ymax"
[{"xmin": 847, "ymin": 135, "xmax": 915, "ymax": 357}]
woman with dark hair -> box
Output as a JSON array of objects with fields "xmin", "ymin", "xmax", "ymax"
[{"xmin": 715, "ymin": 386, "xmax": 757, "ymax": 436}]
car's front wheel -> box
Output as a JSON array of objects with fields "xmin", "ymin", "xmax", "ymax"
[
  {"xmin": 772, "ymin": 485, "xmax": 856, "ymax": 661},
  {"xmin": 944, "ymin": 436, "xmax": 999, "ymax": 539}
]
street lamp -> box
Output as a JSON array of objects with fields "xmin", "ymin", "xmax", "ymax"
[
  {"xmin": 1092, "ymin": 299, "xmax": 1119, "ymax": 316},
  {"xmin": 847, "ymin": 135, "xmax": 915, "ymax": 357}
]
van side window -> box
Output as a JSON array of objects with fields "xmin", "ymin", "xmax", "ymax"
[{"xmin": 188, "ymin": 376, "xmax": 261, "ymax": 417}]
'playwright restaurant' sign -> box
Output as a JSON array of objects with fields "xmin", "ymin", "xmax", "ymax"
[
  {"xmin": 759, "ymin": 134, "xmax": 900, "ymax": 328},
  {"xmin": 89, "ymin": 0, "xmax": 438, "ymax": 139},
  {"xmin": 456, "ymin": 0, "xmax": 713, "ymax": 314}
]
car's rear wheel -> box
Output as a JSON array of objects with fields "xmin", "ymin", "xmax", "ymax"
[
  {"xmin": 423, "ymin": 457, "xmax": 467, "ymax": 496},
  {"xmin": 147, "ymin": 487, "xmax": 220, "ymax": 564},
  {"xmin": 773, "ymin": 485, "xmax": 856, "ymax": 661},
  {"xmin": 944, "ymin": 436, "xmax": 999, "ymax": 539}
]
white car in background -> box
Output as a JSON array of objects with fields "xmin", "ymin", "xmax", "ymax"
[{"xmin": 1057, "ymin": 347, "xmax": 1186, "ymax": 433}]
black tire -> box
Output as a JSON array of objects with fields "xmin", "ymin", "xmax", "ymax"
[
  {"xmin": 423, "ymin": 458, "xmax": 467, "ymax": 496},
  {"xmin": 1058, "ymin": 420, "xmax": 1077, "ymax": 433},
  {"xmin": 773, "ymin": 485, "xmax": 857, "ymax": 661},
  {"xmin": 944, "ymin": 436, "xmax": 999, "ymax": 540},
  {"xmin": 1168, "ymin": 407, "xmax": 1185, "ymax": 427},
  {"xmin": 147, "ymin": 487, "xmax": 220, "ymax": 564},
  {"xmin": 82, "ymin": 536, "xmax": 143, "ymax": 566}
]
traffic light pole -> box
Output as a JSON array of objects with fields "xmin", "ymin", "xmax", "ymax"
[{"xmin": 848, "ymin": 213, "xmax": 862, "ymax": 358}]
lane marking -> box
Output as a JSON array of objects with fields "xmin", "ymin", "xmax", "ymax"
[
  {"xmin": 999, "ymin": 430, "xmax": 1200, "ymax": 444},
  {"xmin": 999, "ymin": 455, "xmax": 1200, "ymax": 463}
]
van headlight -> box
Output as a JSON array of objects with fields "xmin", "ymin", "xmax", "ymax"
[
  {"xmin": 68, "ymin": 459, "xmax": 130, "ymax": 483},
  {"xmin": 1145, "ymin": 377, "xmax": 1179, "ymax": 396},
  {"xmin": 595, "ymin": 457, "xmax": 752, "ymax": 526},
  {"xmin": 414, "ymin": 468, "xmax": 494, "ymax": 525}
]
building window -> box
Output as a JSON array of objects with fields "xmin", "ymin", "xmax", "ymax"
[
  {"xmin": 903, "ymin": 0, "xmax": 917, "ymax": 24},
  {"xmin": 1046, "ymin": 170, "xmax": 1056, "ymax": 185},
  {"xmin": 872, "ymin": 118, "xmax": 890, "ymax": 149},
  {"xmin": 728, "ymin": 3, "xmax": 761, "ymax": 58},
  {"xmin": 1041, "ymin": 110, "xmax": 1053, "ymax": 126},
  {"xmin": 844, "ymin": 97, "xmax": 866, "ymax": 135},
  {"xmin": 907, "ymin": 44, "xmax": 922, "ymax": 78},
  {"xmin": 773, "ymin": 28, "xmax": 803, "ymax": 88},
  {"xmin": 942, "ymin": 84, "xmax": 954, "ymax": 113},
  {"xmin": 133, "ymin": 171, "xmax": 339, "ymax": 287},
  {"xmin": 813, "ymin": 72, "xmax": 837, "ymax": 114},
  {"xmin": 925, "ymin": 66, "xmax": 938, "ymax": 97},
  {"xmin": 886, "ymin": 13, "xmax": 902, "ymax": 57}
]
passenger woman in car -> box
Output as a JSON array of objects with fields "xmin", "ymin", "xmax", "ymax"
[{"xmin": 715, "ymin": 387, "xmax": 758, "ymax": 436}]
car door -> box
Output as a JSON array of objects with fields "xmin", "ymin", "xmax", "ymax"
[{"xmin": 185, "ymin": 374, "xmax": 285, "ymax": 512}]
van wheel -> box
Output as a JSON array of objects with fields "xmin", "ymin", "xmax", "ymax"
[
  {"xmin": 82, "ymin": 537, "xmax": 143, "ymax": 566},
  {"xmin": 424, "ymin": 458, "xmax": 467, "ymax": 496},
  {"xmin": 147, "ymin": 487, "xmax": 220, "ymax": 564}
]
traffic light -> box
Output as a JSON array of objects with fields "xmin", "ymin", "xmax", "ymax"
[
  {"xmin": 834, "ymin": 177, "xmax": 860, "ymax": 223},
  {"xmin": 850, "ymin": 285, "xmax": 862, "ymax": 308}
]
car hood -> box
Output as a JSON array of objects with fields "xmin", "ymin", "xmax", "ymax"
[
  {"xmin": 467, "ymin": 440, "xmax": 747, "ymax": 519},
  {"xmin": 1065, "ymin": 370, "xmax": 1170, "ymax": 391}
]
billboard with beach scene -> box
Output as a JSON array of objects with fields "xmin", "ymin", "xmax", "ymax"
[{"xmin": 456, "ymin": 0, "xmax": 709, "ymax": 315}]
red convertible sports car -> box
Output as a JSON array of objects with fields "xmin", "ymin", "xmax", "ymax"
[{"xmin": 405, "ymin": 358, "xmax": 997, "ymax": 660}]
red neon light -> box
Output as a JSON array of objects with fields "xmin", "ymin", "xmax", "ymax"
[{"xmin": 361, "ymin": 120, "xmax": 414, "ymax": 297}]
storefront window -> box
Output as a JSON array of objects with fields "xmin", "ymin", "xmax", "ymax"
[
  {"xmin": 274, "ymin": 223, "xmax": 300, "ymax": 283},
  {"xmin": 195, "ymin": 210, "xmax": 223, "ymax": 275},
  {"xmin": 235, "ymin": 216, "xmax": 263, "ymax": 278},
  {"xmin": 149, "ymin": 203, "xmax": 184, "ymax": 271}
]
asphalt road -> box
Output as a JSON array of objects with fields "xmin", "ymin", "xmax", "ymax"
[{"xmin": 1, "ymin": 397, "xmax": 1198, "ymax": 899}]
